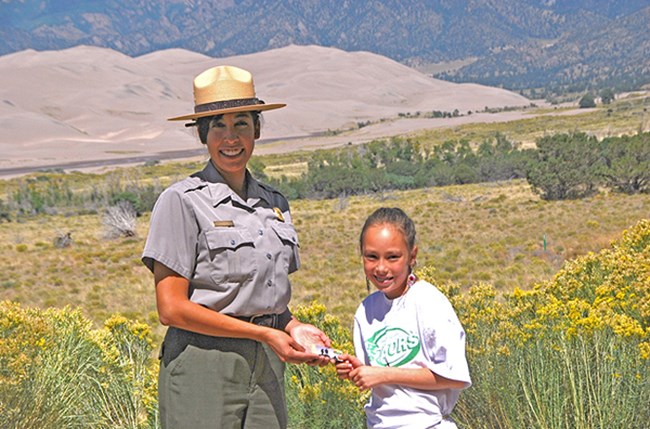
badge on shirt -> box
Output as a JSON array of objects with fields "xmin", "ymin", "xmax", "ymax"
[
  {"xmin": 273, "ymin": 207, "xmax": 285, "ymax": 222},
  {"xmin": 213, "ymin": 220, "xmax": 235, "ymax": 227}
]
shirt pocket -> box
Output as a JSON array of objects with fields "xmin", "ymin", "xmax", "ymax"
[
  {"xmin": 204, "ymin": 227, "xmax": 258, "ymax": 284},
  {"xmin": 270, "ymin": 222, "xmax": 300, "ymax": 273}
]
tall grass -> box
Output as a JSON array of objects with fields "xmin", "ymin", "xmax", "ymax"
[{"xmin": 457, "ymin": 328, "xmax": 647, "ymax": 429}]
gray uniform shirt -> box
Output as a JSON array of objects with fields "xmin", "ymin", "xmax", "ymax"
[{"xmin": 142, "ymin": 161, "xmax": 300, "ymax": 317}]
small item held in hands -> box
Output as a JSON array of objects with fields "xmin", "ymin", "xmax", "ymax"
[
  {"xmin": 293, "ymin": 328, "xmax": 344, "ymax": 362},
  {"xmin": 315, "ymin": 346, "xmax": 343, "ymax": 362}
]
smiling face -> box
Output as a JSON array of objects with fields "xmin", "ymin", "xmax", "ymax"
[
  {"xmin": 205, "ymin": 112, "xmax": 260, "ymax": 183},
  {"xmin": 362, "ymin": 223, "xmax": 418, "ymax": 299}
]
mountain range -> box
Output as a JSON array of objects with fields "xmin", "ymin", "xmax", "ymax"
[{"xmin": 1, "ymin": 0, "xmax": 649, "ymax": 95}]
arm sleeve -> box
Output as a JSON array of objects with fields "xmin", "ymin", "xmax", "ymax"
[
  {"xmin": 280, "ymin": 200, "xmax": 301, "ymax": 273},
  {"xmin": 353, "ymin": 311, "xmax": 370, "ymax": 365},
  {"xmin": 141, "ymin": 187, "xmax": 199, "ymax": 279},
  {"xmin": 419, "ymin": 293, "xmax": 472, "ymax": 387}
]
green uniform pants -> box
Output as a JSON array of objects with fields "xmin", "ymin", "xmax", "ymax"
[{"xmin": 158, "ymin": 327, "xmax": 287, "ymax": 429}]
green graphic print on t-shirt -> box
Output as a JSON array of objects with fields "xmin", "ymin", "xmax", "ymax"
[{"xmin": 366, "ymin": 326, "xmax": 421, "ymax": 367}]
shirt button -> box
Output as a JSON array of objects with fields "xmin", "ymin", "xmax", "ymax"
[
  {"xmin": 230, "ymin": 240, "xmax": 236, "ymax": 246},
  {"xmin": 258, "ymin": 229, "xmax": 264, "ymax": 236},
  {"xmin": 266, "ymin": 253, "xmax": 272, "ymax": 260},
  {"xmin": 266, "ymin": 280, "xmax": 273, "ymax": 287}
]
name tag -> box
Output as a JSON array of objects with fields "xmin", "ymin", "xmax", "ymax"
[{"xmin": 213, "ymin": 220, "xmax": 235, "ymax": 227}]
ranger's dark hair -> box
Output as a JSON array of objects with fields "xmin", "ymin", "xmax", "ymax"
[{"xmin": 359, "ymin": 207, "xmax": 416, "ymax": 251}]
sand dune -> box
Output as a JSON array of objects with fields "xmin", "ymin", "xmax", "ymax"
[{"xmin": 0, "ymin": 44, "xmax": 532, "ymax": 173}]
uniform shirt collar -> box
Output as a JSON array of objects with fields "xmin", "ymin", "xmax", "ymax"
[{"xmin": 200, "ymin": 160, "xmax": 271, "ymax": 206}]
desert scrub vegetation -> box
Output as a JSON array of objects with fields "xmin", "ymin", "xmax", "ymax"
[
  {"xmin": 526, "ymin": 131, "xmax": 650, "ymax": 199},
  {"xmin": 0, "ymin": 304, "xmax": 157, "ymax": 428},
  {"xmin": 285, "ymin": 302, "xmax": 367, "ymax": 429},
  {"xmin": 0, "ymin": 160, "xmax": 207, "ymax": 219},
  {"xmin": 2, "ymin": 217, "xmax": 647, "ymax": 428},
  {"xmin": 262, "ymin": 130, "xmax": 650, "ymax": 202},
  {"xmin": 447, "ymin": 218, "xmax": 650, "ymax": 428},
  {"xmin": 1, "ymin": 180, "xmax": 648, "ymax": 331}
]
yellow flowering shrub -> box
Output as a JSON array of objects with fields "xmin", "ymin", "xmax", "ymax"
[
  {"xmin": 443, "ymin": 219, "xmax": 650, "ymax": 429},
  {"xmin": 0, "ymin": 302, "xmax": 158, "ymax": 429},
  {"xmin": 286, "ymin": 301, "xmax": 366, "ymax": 428},
  {"xmin": 532, "ymin": 219, "xmax": 649, "ymax": 342},
  {"xmin": 430, "ymin": 219, "xmax": 650, "ymax": 359},
  {"xmin": 0, "ymin": 301, "xmax": 50, "ymax": 386}
]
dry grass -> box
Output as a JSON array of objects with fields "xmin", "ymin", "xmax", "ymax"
[
  {"xmin": 3, "ymin": 179, "xmax": 646, "ymax": 335},
  {"xmin": 265, "ymin": 161, "xmax": 309, "ymax": 179},
  {"xmin": 289, "ymin": 182, "xmax": 650, "ymax": 326},
  {"xmin": 0, "ymin": 214, "xmax": 158, "ymax": 335}
]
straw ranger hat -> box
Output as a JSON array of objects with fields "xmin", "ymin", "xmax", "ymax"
[{"xmin": 168, "ymin": 65, "xmax": 285, "ymax": 122}]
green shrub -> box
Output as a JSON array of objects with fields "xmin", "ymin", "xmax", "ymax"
[
  {"xmin": 579, "ymin": 93, "xmax": 597, "ymax": 108},
  {"xmin": 599, "ymin": 132, "xmax": 650, "ymax": 194},
  {"xmin": 526, "ymin": 132, "xmax": 603, "ymax": 200}
]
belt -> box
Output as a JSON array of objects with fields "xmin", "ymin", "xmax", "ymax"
[{"xmin": 234, "ymin": 314, "xmax": 280, "ymax": 329}]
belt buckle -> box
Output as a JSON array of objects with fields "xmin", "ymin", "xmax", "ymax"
[{"xmin": 250, "ymin": 314, "xmax": 277, "ymax": 328}]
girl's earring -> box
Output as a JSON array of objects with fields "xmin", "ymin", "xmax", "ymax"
[{"xmin": 407, "ymin": 272, "xmax": 417, "ymax": 287}]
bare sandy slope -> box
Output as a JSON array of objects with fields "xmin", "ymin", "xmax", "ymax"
[{"xmin": 0, "ymin": 44, "xmax": 534, "ymax": 174}]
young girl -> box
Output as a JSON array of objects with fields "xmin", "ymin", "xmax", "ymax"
[{"xmin": 336, "ymin": 207, "xmax": 471, "ymax": 429}]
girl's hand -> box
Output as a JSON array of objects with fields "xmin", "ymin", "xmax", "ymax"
[
  {"xmin": 335, "ymin": 353, "xmax": 362, "ymax": 380},
  {"xmin": 348, "ymin": 365, "xmax": 387, "ymax": 391}
]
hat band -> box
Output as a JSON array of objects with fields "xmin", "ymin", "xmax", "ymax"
[{"xmin": 194, "ymin": 97, "xmax": 265, "ymax": 113}]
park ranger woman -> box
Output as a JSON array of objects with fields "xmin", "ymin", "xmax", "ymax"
[{"xmin": 142, "ymin": 65, "xmax": 331, "ymax": 429}]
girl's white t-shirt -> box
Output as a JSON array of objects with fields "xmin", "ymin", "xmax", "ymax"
[{"xmin": 353, "ymin": 280, "xmax": 472, "ymax": 429}]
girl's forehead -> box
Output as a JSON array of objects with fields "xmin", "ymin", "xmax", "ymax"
[
  {"xmin": 362, "ymin": 223, "xmax": 412, "ymax": 250},
  {"xmin": 365, "ymin": 223, "xmax": 404, "ymax": 242},
  {"xmin": 368, "ymin": 223, "xmax": 399, "ymax": 234}
]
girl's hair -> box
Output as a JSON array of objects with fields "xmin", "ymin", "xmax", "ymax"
[
  {"xmin": 195, "ymin": 111, "xmax": 261, "ymax": 144},
  {"xmin": 359, "ymin": 207, "xmax": 416, "ymax": 251}
]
